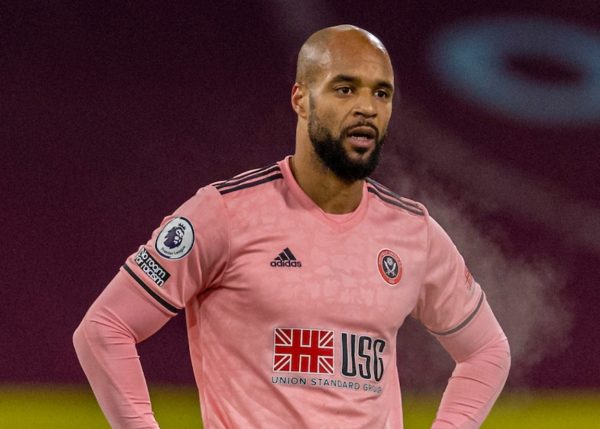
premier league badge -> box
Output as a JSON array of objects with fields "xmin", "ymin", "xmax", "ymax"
[
  {"xmin": 377, "ymin": 249, "xmax": 402, "ymax": 286},
  {"xmin": 155, "ymin": 217, "xmax": 195, "ymax": 260}
]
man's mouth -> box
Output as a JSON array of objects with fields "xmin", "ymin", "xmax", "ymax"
[{"xmin": 345, "ymin": 126, "xmax": 377, "ymax": 150}]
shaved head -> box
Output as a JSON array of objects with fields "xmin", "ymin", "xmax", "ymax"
[{"xmin": 296, "ymin": 25, "xmax": 390, "ymax": 87}]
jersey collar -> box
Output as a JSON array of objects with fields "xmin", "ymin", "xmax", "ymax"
[{"xmin": 278, "ymin": 156, "xmax": 369, "ymax": 232}]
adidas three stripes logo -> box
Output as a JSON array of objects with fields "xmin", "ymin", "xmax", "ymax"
[{"xmin": 270, "ymin": 247, "xmax": 302, "ymax": 268}]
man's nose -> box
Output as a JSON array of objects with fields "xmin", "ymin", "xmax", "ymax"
[{"xmin": 352, "ymin": 90, "xmax": 377, "ymax": 118}]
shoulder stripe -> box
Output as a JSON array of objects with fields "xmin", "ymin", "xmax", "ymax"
[
  {"xmin": 366, "ymin": 178, "xmax": 395, "ymax": 197},
  {"xmin": 428, "ymin": 292, "xmax": 485, "ymax": 336},
  {"xmin": 367, "ymin": 177, "xmax": 424, "ymax": 214},
  {"xmin": 367, "ymin": 186, "xmax": 424, "ymax": 215},
  {"xmin": 366, "ymin": 178, "xmax": 424, "ymax": 215},
  {"xmin": 232, "ymin": 165, "xmax": 273, "ymax": 180},
  {"xmin": 215, "ymin": 164, "xmax": 280, "ymax": 190},
  {"xmin": 212, "ymin": 164, "xmax": 276, "ymax": 187},
  {"xmin": 219, "ymin": 172, "xmax": 283, "ymax": 195},
  {"xmin": 123, "ymin": 264, "xmax": 180, "ymax": 314}
]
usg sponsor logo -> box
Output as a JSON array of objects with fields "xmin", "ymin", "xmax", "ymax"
[
  {"xmin": 271, "ymin": 328, "xmax": 387, "ymax": 395},
  {"xmin": 340, "ymin": 333, "xmax": 386, "ymax": 382},
  {"xmin": 273, "ymin": 328, "xmax": 334, "ymax": 374},
  {"xmin": 135, "ymin": 248, "xmax": 170, "ymax": 287},
  {"xmin": 155, "ymin": 217, "xmax": 194, "ymax": 260}
]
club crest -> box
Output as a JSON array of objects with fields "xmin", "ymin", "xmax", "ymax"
[{"xmin": 377, "ymin": 249, "xmax": 402, "ymax": 286}]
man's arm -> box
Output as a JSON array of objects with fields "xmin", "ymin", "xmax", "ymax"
[
  {"xmin": 411, "ymin": 212, "xmax": 511, "ymax": 428},
  {"xmin": 74, "ymin": 186, "xmax": 229, "ymax": 428},
  {"xmin": 73, "ymin": 270, "xmax": 174, "ymax": 429},
  {"xmin": 431, "ymin": 298, "xmax": 511, "ymax": 429}
]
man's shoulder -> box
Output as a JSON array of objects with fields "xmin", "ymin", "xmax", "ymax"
[
  {"xmin": 208, "ymin": 162, "xmax": 284, "ymax": 198},
  {"xmin": 169, "ymin": 164, "xmax": 284, "ymax": 236},
  {"xmin": 365, "ymin": 177, "xmax": 427, "ymax": 218}
]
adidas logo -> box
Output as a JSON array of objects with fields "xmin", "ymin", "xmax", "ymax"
[{"xmin": 270, "ymin": 247, "xmax": 302, "ymax": 268}]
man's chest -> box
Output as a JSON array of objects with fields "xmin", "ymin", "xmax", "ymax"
[{"xmin": 219, "ymin": 216, "xmax": 427, "ymax": 336}]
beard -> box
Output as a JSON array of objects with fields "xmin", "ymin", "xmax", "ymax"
[{"xmin": 308, "ymin": 100, "xmax": 385, "ymax": 183}]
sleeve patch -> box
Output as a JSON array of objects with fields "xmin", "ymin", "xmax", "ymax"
[
  {"xmin": 155, "ymin": 217, "xmax": 195, "ymax": 260},
  {"xmin": 134, "ymin": 247, "xmax": 170, "ymax": 287}
]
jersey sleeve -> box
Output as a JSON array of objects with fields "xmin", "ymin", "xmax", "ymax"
[
  {"xmin": 122, "ymin": 185, "xmax": 229, "ymax": 315},
  {"xmin": 411, "ymin": 213, "xmax": 484, "ymax": 336}
]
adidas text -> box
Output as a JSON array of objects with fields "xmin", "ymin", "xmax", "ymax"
[{"xmin": 271, "ymin": 260, "xmax": 302, "ymax": 268}]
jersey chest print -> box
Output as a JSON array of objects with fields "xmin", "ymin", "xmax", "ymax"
[{"xmin": 272, "ymin": 328, "xmax": 387, "ymax": 395}]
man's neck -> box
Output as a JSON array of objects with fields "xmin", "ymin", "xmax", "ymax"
[{"xmin": 289, "ymin": 152, "xmax": 364, "ymax": 214}]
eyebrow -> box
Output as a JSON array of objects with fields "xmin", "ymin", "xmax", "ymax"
[{"xmin": 329, "ymin": 74, "xmax": 394, "ymax": 92}]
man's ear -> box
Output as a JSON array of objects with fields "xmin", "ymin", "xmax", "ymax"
[{"xmin": 291, "ymin": 83, "xmax": 309, "ymax": 119}]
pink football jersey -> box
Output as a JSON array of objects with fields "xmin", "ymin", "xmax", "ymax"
[{"xmin": 122, "ymin": 156, "xmax": 483, "ymax": 428}]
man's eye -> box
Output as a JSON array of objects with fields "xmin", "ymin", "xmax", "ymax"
[
  {"xmin": 336, "ymin": 87, "xmax": 352, "ymax": 95},
  {"xmin": 375, "ymin": 90, "xmax": 389, "ymax": 99}
]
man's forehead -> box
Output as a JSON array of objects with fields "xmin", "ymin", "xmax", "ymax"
[
  {"xmin": 321, "ymin": 39, "xmax": 394, "ymax": 85},
  {"xmin": 328, "ymin": 39, "xmax": 390, "ymax": 67}
]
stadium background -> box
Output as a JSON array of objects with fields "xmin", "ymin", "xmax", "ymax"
[{"xmin": 2, "ymin": 1, "xmax": 599, "ymax": 427}]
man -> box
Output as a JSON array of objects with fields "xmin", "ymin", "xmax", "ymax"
[{"xmin": 74, "ymin": 25, "xmax": 510, "ymax": 428}]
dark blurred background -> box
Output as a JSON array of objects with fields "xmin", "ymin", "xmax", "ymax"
[{"xmin": 1, "ymin": 1, "xmax": 599, "ymax": 392}]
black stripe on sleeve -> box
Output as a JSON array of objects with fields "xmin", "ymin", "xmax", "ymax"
[
  {"xmin": 366, "ymin": 178, "xmax": 404, "ymax": 200},
  {"xmin": 366, "ymin": 178, "xmax": 424, "ymax": 215},
  {"xmin": 428, "ymin": 292, "xmax": 485, "ymax": 336},
  {"xmin": 228, "ymin": 164, "xmax": 278, "ymax": 181},
  {"xmin": 367, "ymin": 187, "xmax": 424, "ymax": 216},
  {"xmin": 123, "ymin": 264, "xmax": 180, "ymax": 314},
  {"xmin": 215, "ymin": 165, "xmax": 280, "ymax": 190},
  {"xmin": 218, "ymin": 173, "xmax": 283, "ymax": 195}
]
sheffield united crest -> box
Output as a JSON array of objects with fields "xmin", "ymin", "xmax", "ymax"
[{"xmin": 377, "ymin": 249, "xmax": 402, "ymax": 286}]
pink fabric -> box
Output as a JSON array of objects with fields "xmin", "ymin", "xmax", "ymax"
[
  {"xmin": 74, "ymin": 158, "xmax": 509, "ymax": 428},
  {"xmin": 74, "ymin": 280, "xmax": 509, "ymax": 429},
  {"xmin": 73, "ymin": 271, "xmax": 173, "ymax": 428},
  {"xmin": 432, "ymin": 299, "xmax": 511, "ymax": 429},
  {"xmin": 411, "ymin": 213, "xmax": 483, "ymax": 336}
]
